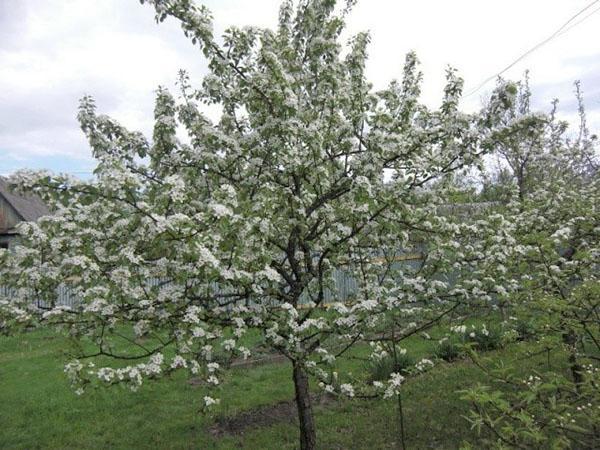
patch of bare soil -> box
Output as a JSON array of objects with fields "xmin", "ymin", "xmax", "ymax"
[{"xmin": 208, "ymin": 394, "xmax": 335, "ymax": 437}]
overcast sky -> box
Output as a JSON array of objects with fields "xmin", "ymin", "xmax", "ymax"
[{"xmin": 1, "ymin": 0, "xmax": 599, "ymax": 177}]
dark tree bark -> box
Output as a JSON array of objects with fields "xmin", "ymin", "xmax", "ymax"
[
  {"xmin": 293, "ymin": 362, "xmax": 316, "ymax": 450},
  {"xmin": 564, "ymin": 329, "xmax": 584, "ymax": 386},
  {"xmin": 560, "ymin": 244, "xmax": 584, "ymax": 387}
]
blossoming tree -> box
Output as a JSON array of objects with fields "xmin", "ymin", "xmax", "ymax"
[
  {"xmin": 0, "ymin": 1, "xmax": 519, "ymax": 448},
  {"xmin": 463, "ymin": 80, "xmax": 600, "ymax": 448}
]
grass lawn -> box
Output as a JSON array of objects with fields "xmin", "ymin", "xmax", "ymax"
[{"xmin": 0, "ymin": 327, "xmax": 564, "ymax": 449}]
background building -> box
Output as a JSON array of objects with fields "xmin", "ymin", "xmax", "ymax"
[{"xmin": 0, "ymin": 177, "xmax": 50, "ymax": 250}]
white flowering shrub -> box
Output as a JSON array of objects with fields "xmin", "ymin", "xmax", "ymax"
[
  {"xmin": 462, "ymin": 324, "xmax": 504, "ymax": 351},
  {"xmin": 367, "ymin": 344, "xmax": 414, "ymax": 382}
]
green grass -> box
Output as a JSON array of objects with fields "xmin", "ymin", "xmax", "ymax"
[{"xmin": 0, "ymin": 327, "xmax": 566, "ymax": 449}]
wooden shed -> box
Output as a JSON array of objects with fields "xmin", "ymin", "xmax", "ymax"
[{"xmin": 0, "ymin": 177, "xmax": 50, "ymax": 250}]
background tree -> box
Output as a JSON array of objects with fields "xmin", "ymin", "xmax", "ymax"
[{"xmin": 463, "ymin": 82, "xmax": 600, "ymax": 449}]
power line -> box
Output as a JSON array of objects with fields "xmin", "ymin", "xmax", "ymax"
[
  {"xmin": 464, "ymin": 0, "xmax": 600, "ymax": 98},
  {"xmin": 556, "ymin": 3, "xmax": 600, "ymax": 38}
]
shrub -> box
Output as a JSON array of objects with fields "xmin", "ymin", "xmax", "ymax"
[
  {"xmin": 465, "ymin": 325, "xmax": 504, "ymax": 351},
  {"xmin": 434, "ymin": 338, "xmax": 463, "ymax": 362},
  {"xmin": 368, "ymin": 351, "xmax": 415, "ymax": 382}
]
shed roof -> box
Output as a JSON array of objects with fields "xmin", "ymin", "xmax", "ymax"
[{"xmin": 0, "ymin": 177, "xmax": 50, "ymax": 222}]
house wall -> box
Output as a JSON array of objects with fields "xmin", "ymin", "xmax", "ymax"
[
  {"xmin": 0, "ymin": 195, "xmax": 22, "ymax": 250},
  {"xmin": 0, "ymin": 195, "xmax": 21, "ymax": 232},
  {"xmin": 0, "ymin": 235, "xmax": 14, "ymax": 250}
]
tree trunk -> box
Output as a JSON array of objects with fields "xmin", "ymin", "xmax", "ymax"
[
  {"xmin": 293, "ymin": 363, "xmax": 317, "ymax": 450},
  {"xmin": 564, "ymin": 329, "xmax": 584, "ymax": 386}
]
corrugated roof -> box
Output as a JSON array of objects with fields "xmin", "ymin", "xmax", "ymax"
[{"xmin": 0, "ymin": 177, "xmax": 50, "ymax": 222}]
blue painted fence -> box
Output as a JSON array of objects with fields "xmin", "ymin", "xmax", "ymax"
[{"xmin": 1, "ymin": 255, "xmax": 424, "ymax": 309}]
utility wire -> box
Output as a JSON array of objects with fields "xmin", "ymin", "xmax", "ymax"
[
  {"xmin": 555, "ymin": 3, "xmax": 600, "ymax": 38},
  {"xmin": 464, "ymin": 0, "xmax": 600, "ymax": 98}
]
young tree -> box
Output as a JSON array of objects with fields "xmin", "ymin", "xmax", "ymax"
[
  {"xmin": 463, "ymin": 82, "xmax": 600, "ymax": 449},
  {"xmin": 0, "ymin": 1, "xmax": 517, "ymax": 448}
]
